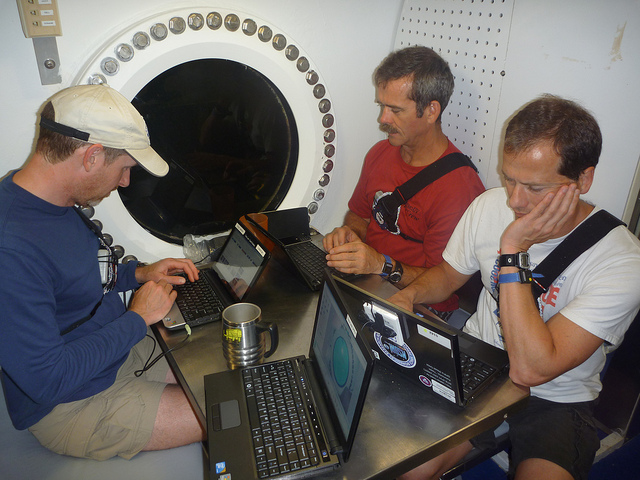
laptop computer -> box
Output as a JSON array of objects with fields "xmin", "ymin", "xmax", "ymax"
[
  {"xmin": 162, "ymin": 222, "xmax": 270, "ymax": 330},
  {"xmin": 204, "ymin": 273, "xmax": 375, "ymax": 479},
  {"xmin": 245, "ymin": 207, "xmax": 356, "ymax": 291},
  {"xmin": 332, "ymin": 275, "xmax": 509, "ymax": 407}
]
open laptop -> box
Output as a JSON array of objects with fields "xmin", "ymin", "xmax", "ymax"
[
  {"xmin": 162, "ymin": 222, "xmax": 270, "ymax": 330},
  {"xmin": 245, "ymin": 207, "xmax": 356, "ymax": 291},
  {"xmin": 332, "ymin": 275, "xmax": 509, "ymax": 407},
  {"xmin": 204, "ymin": 273, "xmax": 375, "ymax": 479}
]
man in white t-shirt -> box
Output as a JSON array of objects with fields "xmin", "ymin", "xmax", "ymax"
[{"xmin": 390, "ymin": 95, "xmax": 640, "ymax": 480}]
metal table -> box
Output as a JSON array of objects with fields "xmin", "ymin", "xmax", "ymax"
[{"xmin": 153, "ymin": 258, "xmax": 528, "ymax": 479}]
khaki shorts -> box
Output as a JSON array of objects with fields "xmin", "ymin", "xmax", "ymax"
[{"xmin": 29, "ymin": 335, "xmax": 170, "ymax": 461}]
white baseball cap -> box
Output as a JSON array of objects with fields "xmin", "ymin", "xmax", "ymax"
[{"xmin": 40, "ymin": 84, "xmax": 169, "ymax": 177}]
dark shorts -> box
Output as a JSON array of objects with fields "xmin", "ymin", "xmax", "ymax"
[{"xmin": 471, "ymin": 396, "xmax": 600, "ymax": 480}]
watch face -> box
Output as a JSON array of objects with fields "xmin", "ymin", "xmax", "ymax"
[
  {"xmin": 500, "ymin": 252, "xmax": 530, "ymax": 269},
  {"xmin": 389, "ymin": 271, "xmax": 401, "ymax": 282},
  {"xmin": 517, "ymin": 252, "xmax": 530, "ymax": 269}
]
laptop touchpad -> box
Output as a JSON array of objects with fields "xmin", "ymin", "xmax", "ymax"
[{"xmin": 211, "ymin": 400, "xmax": 241, "ymax": 430}]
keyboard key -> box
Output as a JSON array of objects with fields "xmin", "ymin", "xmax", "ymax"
[{"xmin": 244, "ymin": 360, "xmax": 321, "ymax": 476}]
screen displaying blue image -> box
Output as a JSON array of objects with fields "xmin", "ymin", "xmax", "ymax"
[{"xmin": 313, "ymin": 283, "xmax": 368, "ymax": 437}]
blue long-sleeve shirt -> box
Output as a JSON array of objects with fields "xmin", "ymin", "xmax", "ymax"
[{"xmin": 0, "ymin": 172, "xmax": 147, "ymax": 429}]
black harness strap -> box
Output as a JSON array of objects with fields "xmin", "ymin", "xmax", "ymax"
[
  {"xmin": 60, "ymin": 207, "xmax": 110, "ymax": 336},
  {"xmin": 374, "ymin": 152, "xmax": 478, "ymax": 242},
  {"xmin": 531, "ymin": 210, "xmax": 625, "ymax": 300},
  {"xmin": 384, "ymin": 152, "xmax": 477, "ymax": 214}
]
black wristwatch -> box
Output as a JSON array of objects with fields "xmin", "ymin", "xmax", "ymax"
[
  {"xmin": 499, "ymin": 252, "xmax": 530, "ymax": 269},
  {"xmin": 389, "ymin": 261, "xmax": 403, "ymax": 284},
  {"xmin": 380, "ymin": 254, "xmax": 393, "ymax": 278}
]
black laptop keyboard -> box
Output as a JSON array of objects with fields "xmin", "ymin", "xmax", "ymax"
[
  {"xmin": 242, "ymin": 360, "xmax": 326, "ymax": 478},
  {"xmin": 287, "ymin": 242, "xmax": 327, "ymax": 281},
  {"xmin": 287, "ymin": 241, "xmax": 352, "ymax": 287},
  {"xmin": 460, "ymin": 352, "xmax": 495, "ymax": 397},
  {"xmin": 174, "ymin": 275, "xmax": 224, "ymax": 327}
]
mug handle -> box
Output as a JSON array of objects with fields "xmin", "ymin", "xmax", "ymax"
[{"xmin": 258, "ymin": 322, "xmax": 279, "ymax": 358}]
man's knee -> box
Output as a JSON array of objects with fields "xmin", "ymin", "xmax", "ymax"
[
  {"xmin": 145, "ymin": 384, "xmax": 205, "ymax": 451},
  {"xmin": 397, "ymin": 441, "xmax": 473, "ymax": 480}
]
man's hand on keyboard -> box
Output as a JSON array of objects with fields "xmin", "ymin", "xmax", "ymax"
[
  {"xmin": 322, "ymin": 225, "xmax": 361, "ymax": 251},
  {"xmin": 135, "ymin": 258, "xmax": 200, "ymax": 285},
  {"xmin": 325, "ymin": 241, "xmax": 385, "ymax": 275},
  {"xmin": 129, "ymin": 279, "xmax": 178, "ymax": 326}
]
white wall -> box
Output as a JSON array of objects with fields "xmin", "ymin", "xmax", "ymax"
[
  {"xmin": 396, "ymin": 0, "xmax": 640, "ymax": 221},
  {"xmin": 2, "ymin": 0, "xmax": 639, "ymax": 253},
  {"xmin": 0, "ymin": 0, "xmax": 402, "ymax": 248}
]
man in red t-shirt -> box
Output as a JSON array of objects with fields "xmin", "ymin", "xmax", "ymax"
[{"xmin": 323, "ymin": 46, "xmax": 484, "ymax": 316}]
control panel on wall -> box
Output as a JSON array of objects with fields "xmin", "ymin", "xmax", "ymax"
[
  {"xmin": 16, "ymin": 0, "xmax": 62, "ymax": 37},
  {"xmin": 16, "ymin": 0, "xmax": 62, "ymax": 84}
]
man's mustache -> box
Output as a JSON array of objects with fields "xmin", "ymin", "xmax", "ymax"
[{"xmin": 379, "ymin": 123, "xmax": 398, "ymax": 135}]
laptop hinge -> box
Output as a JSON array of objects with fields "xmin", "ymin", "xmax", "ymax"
[{"xmin": 301, "ymin": 358, "xmax": 342, "ymax": 454}]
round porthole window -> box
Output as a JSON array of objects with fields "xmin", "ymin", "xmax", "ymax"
[{"xmin": 119, "ymin": 58, "xmax": 298, "ymax": 243}]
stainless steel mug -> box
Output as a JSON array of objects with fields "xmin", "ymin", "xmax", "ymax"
[{"xmin": 221, "ymin": 303, "xmax": 279, "ymax": 369}]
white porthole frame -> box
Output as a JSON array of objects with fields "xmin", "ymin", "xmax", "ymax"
[{"xmin": 73, "ymin": 7, "xmax": 338, "ymax": 261}]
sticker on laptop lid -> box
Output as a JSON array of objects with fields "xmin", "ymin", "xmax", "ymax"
[
  {"xmin": 374, "ymin": 332, "xmax": 416, "ymax": 368},
  {"xmin": 431, "ymin": 378, "xmax": 456, "ymax": 403},
  {"xmin": 417, "ymin": 324, "xmax": 452, "ymax": 350}
]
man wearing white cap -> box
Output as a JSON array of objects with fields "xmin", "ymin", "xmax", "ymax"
[{"xmin": 0, "ymin": 85, "xmax": 205, "ymax": 460}]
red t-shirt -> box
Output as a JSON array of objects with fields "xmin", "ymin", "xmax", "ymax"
[{"xmin": 349, "ymin": 140, "xmax": 485, "ymax": 311}]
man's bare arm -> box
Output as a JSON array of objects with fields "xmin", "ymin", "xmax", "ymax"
[{"xmin": 388, "ymin": 262, "xmax": 472, "ymax": 311}]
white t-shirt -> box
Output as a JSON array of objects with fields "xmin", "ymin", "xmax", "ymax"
[{"xmin": 444, "ymin": 187, "xmax": 640, "ymax": 403}]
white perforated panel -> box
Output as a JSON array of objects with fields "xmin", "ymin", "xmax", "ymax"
[{"xmin": 394, "ymin": 0, "xmax": 514, "ymax": 181}]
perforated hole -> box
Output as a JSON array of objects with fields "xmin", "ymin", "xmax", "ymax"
[{"xmin": 395, "ymin": 0, "xmax": 514, "ymax": 176}]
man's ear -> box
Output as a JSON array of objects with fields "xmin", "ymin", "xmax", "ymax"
[
  {"xmin": 423, "ymin": 100, "xmax": 442, "ymax": 124},
  {"xmin": 577, "ymin": 166, "xmax": 595, "ymax": 194},
  {"xmin": 82, "ymin": 144, "xmax": 104, "ymax": 172}
]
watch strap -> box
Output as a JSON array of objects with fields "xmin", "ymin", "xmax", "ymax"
[
  {"xmin": 499, "ymin": 270, "xmax": 543, "ymax": 284},
  {"xmin": 380, "ymin": 254, "xmax": 393, "ymax": 277}
]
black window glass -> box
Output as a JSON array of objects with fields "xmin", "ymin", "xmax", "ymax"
[{"xmin": 119, "ymin": 58, "xmax": 299, "ymax": 244}]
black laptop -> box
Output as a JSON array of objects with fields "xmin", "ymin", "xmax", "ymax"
[
  {"xmin": 332, "ymin": 275, "xmax": 509, "ymax": 407},
  {"xmin": 204, "ymin": 274, "xmax": 375, "ymax": 479},
  {"xmin": 245, "ymin": 207, "xmax": 356, "ymax": 291},
  {"xmin": 162, "ymin": 222, "xmax": 270, "ymax": 330}
]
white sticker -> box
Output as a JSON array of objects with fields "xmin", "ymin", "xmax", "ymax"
[
  {"xmin": 346, "ymin": 314, "xmax": 357, "ymax": 338},
  {"xmin": 417, "ymin": 325, "xmax": 451, "ymax": 349},
  {"xmin": 257, "ymin": 245, "xmax": 266, "ymax": 257},
  {"xmin": 431, "ymin": 378, "xmax": 456, "ymax": 403}
]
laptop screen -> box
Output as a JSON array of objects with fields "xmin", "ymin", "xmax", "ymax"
[
  {"xmin": 214, "ymin": 224, "xmax": 268, "ymax": 300},
  {"xmin": 311, "ymin": 281, "xmax": 369, "ymax": 443},
  {"xmin": 248, "ymin": 207, "xmax": 310, "ymax": 244}
]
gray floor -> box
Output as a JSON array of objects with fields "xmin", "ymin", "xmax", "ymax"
[{"xmin": 0, "ymin": 381, "xmax": 207, "ymax": 480}]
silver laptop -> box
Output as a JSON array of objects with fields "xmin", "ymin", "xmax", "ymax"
[{"xmin": 162, "ymin": 222, "xmax": 270, "ymax": 330}]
